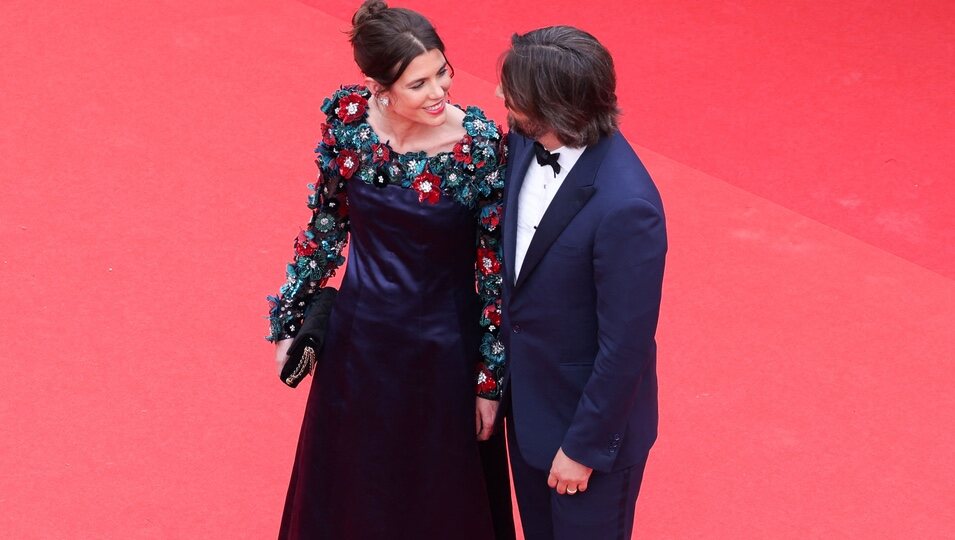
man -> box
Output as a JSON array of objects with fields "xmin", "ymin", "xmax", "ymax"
[{"xmin": 496, "ymin": 26, "xmax": 667, "ymax": 539}]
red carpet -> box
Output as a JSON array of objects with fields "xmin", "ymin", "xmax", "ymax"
[{"xmin": 1, "ymin": 1, "xmax": 952, "ymax": 538}]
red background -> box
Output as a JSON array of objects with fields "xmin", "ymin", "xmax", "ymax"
[{"xmin": 1, "ymin": 1, "xmax": 952, "ymax": 538}]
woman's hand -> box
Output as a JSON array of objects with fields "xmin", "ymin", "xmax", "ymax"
[
  {"xmin": 274, "ymin": 338, "xmax": 294, "ymax": 376},
  {"xmin": 475, "ymin": 397, "xmax": 500, "ymax": 441}
]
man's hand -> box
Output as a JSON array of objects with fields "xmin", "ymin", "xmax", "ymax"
[
  {"xmin": 274, "ymin": 338, "xmax": 293, "ymax": 376},
  {"xmin": 475, "ymin": 397, "xmax": 500, "ymax": 441},
  {"xmin": 547, "ymin": 448, "xmax": 593, "ymax": 495}
]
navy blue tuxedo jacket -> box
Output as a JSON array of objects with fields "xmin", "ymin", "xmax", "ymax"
[{"xmin": 500, "ymin": 131, "xmax": 667, "ymax": 473}]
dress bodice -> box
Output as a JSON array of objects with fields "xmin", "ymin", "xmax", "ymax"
[{"xmin": 267, "ymin": 86, "xmax": 507, "ymax": 397}]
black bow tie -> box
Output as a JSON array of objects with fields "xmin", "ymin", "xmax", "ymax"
[{"xmin": 533, "ymin": 142, "xmax": 561, "ymax": 176}]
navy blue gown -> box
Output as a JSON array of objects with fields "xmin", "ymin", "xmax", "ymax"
[{"xmin": 268, "ymin": 86, "xmax": 511, "ymax": 539}]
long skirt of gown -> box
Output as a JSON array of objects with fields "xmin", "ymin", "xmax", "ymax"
[{"xmin": 278, "ymin": 180, "xmax": 514, "ymax": 539}]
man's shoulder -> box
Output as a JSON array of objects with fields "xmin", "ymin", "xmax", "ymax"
[
  {"xmin": 592, "ymin": 133, "xmax": 661, "ymax": 206},
  {"xmin": 601, "ymin": 131, "xmax": 644, "ymax": 169}
]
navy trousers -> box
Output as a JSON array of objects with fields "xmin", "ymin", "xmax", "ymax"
[{"xmin": 507, "ymin": 416, "xmax": 647, "ymax": 540}]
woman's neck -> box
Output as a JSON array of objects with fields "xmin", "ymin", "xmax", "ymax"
[{"xmin": 371, "ymin": 101, "xmax": 440, "ymax": 152}]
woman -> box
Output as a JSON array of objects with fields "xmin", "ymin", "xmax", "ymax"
[{"xmin": 267, "ymin": 1, "xmax": 512, "ymax": 538}]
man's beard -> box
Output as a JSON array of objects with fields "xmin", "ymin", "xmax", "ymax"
[{"xmin": 508, "ymin": 113, "xmax": 548, "ymax": 141}]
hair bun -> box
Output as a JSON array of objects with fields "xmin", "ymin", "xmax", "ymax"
[{"xmin": 352, "ymin": 0, "xmax": 388, "ymax": 27}]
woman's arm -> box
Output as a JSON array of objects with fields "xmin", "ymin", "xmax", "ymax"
[
  {"xmin": 267, "ymin": 135, "xmax": 350, "ymax": 342},
  {"xmin": 474, "ymin": 133, "xmax": 507, "ymax": 400}
]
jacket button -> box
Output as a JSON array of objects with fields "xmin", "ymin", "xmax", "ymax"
[{"xmin": 512, "ymin": 324, "xmax": 522, "ymax": 333}]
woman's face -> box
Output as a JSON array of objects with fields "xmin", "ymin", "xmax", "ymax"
[{"xmin": 382, "ymin": 48, "xmax": 452, "ymax": 127}]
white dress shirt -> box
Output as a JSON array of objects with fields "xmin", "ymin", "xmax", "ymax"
[{"xmin": 514, "ymin": 144, "xmax": 586, "ymax": 281}]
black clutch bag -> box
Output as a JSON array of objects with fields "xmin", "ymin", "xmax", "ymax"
[{"xmin": 280, "ymin": 286, "xmax": 338, "ymax": 388}]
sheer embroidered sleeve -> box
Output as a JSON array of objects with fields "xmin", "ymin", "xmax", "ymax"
[
  {"xmin": 467, "ymin": 114, "xmax": 507, "ymax": 400},
  {"xmin": 266, "ymin": 89, "xmax": 366, "ymax": 341}
]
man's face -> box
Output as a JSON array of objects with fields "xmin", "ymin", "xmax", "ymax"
[
  {"xmin": 507, "ymin": 109, "xmax": 549, "ymax": 140},
  {"xmin": 497, "ymin": 84, "xmax": 548, "ymax": 140}
]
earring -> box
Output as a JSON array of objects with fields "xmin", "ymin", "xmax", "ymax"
[{"xmin": 377, "ymin": 95, "xmax": 390, "ymax": 107}]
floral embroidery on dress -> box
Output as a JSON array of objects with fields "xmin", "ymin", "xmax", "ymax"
[
  {"xmin": 412, "ymin": 170, "xmax": 442, "ymax": 204},
  {"xmin": 336, "ymin": 92, "xmax": 367, "ymax": 123},
  {"xmin": 268, "ymin": 85, "xmax": 507, "ymax": 399}
]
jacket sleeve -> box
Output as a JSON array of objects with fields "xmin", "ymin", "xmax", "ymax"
[
  {"xmin": 267, "ymin": 136, "xmax": 350, "ymax": 342},
  {"xmin": 560, "ymin": 197, "xmax": 667, "ymax": 471}
]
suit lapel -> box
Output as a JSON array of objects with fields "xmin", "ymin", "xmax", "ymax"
[
  {"xmin": 503, "ymin": 135, "xmax": 534, "ymax": 287},
  {"xmin": 514, "ymin": 135, "xmax": 612, "ymax": 289}
]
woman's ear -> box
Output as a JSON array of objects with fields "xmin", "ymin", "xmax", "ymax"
[{"xmin": 364, "ymin": 77, "xmax": 384, "ymax": 97}]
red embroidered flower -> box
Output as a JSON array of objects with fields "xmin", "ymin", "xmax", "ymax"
[
  {"xmin": 482, "ymin": 303, "xmax": 502, "ymax": 327},
  {"xmin": 453, "ymin": 135, "xmax": 473, "ymax": 164},
  {"xmin": 294, "ymin": 230, "xmax": 318, "ymax": 257},
  {"xmin": 321, "ymin": 123, "xmax": 336, "ymax": 146},
  {"xmin": 480, "ymin": 207, "xmax": 500, "ymax": 230},
  {"xmin": 371, "ymin": 143, "xmax": 390, "ymax": 164},
  {"xmin": 477, "ymin": 247, "xmax": 500, "ymax": 276},
  {"xmin": 412, "ymin": 171, "xmax": 442, "ymax": 204},
  {"xmin": 336, "ymin": 149, "xmax": 360, "ymax": 179},
  {"xmin": 476, "ymin": 364, "xmax": 497, "ymax": 394},
  {"xmin": 336, "ymin": 92, "xmax": 368, "ymax": 123}
]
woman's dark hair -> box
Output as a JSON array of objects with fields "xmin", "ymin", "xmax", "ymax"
[
  {"xmin": 500, "ymin": 26, "xmax": 620, "ymax": 147},
  {"xmin": 350, "ymin": 0, "xmax": 447, "ymax": 88}
]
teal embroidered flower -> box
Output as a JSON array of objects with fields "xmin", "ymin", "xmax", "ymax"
[
  {"xmin": 464, "ymin": 108, "xmax": 498, "ymax": 139},
  {"xmin": 313, "ymin": 213, "xmax": 335, "ymax": 233},
  {"xmin": 480, "ymin": 333, "xmax": 506, "ymax": 367}
]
